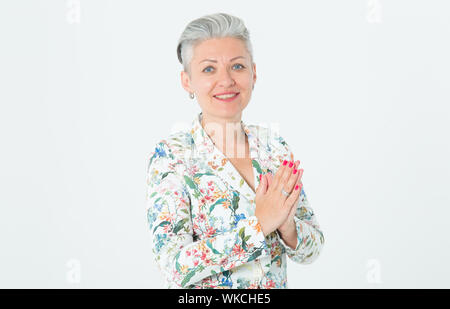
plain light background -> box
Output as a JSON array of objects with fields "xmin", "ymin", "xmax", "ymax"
[{"xmin": 0, "ymin": 0, "xmax": 449, "ymax": 288}]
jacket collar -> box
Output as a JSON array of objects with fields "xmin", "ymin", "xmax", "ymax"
[{"xmin": 190, "ymin": 111, "xmax": 266, "ymax": 205}]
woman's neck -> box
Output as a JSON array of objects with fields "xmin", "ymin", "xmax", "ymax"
[{"xmin": 200, "ymin": 113, "xmax": 249, "ymax": 159}]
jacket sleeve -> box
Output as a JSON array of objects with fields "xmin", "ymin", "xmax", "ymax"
[
  {"xmin": 146, "ymin": 141, "xmax": 270, "ymax": 288},
  {"xmin": 276, "ymin": 188, "xmax": 325, "ymax": 264},
  {"xmin": 271, "ymin": 133, "xmax": 325, "ymax": 264}
]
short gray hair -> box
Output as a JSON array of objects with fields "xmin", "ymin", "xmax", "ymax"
[{"xmin": 176, "ymin": 12, "xmax": 254, "ymax": 76}]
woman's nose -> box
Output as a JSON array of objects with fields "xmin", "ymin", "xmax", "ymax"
[{"xmin": 217, "ymin": 68, "xmax": 235, "ymax": 87}]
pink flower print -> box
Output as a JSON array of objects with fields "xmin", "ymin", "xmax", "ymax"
[
  {"xmin": 263, "ymin": 280, "xmax": 276, "ymax": 289},
  {"xmin": 163, "ymin": 224, "xmax": 171, "ymax": 233},
  {"xmin": 200, "ymin": 251, "xmax": 207, "ymax": 261},
  {"xmin": 232, "ymin": 245, "xmax": 245, "ymax": 258},
  {"xmin": 205, "ymin": 226, "xmax": 217, "ymax": 238},
  {"xmin": 219, "ymin": 257, "xmax": 229, "ymax": 266}
]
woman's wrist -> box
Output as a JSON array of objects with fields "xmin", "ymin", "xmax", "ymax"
[
  {"xmin": 277, "ymin": 221, "xmax": 298, "ymax": 250},
  {"xmin": 278, "ymin": 218, "xmax": 296, "ymax": 236}
]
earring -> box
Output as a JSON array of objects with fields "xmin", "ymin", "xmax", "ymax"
[{"xmin": 189, "ymin": 92, "xmax": 195, "ymax": 99}]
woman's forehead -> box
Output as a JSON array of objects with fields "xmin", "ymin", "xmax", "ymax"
[{"xmin": 193, "ymin": 38, "xmax": 249, "ymax": 60}]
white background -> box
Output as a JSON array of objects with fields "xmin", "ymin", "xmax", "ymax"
[{"xmin": 0, "ymin": 0, "xmax": 449, "ymax": 288}]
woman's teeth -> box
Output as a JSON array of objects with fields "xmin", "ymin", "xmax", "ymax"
[{"xmin": 215, "ymin": 93, "xmax": 238, "ymax": 99}]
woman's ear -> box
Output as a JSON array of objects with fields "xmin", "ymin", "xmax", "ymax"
[{"xmin": 180, "ymin": 70, "xmax": 193, "ymax": 93}]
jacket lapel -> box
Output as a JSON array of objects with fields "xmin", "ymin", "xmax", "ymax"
[{"xmin": 190, "ymin": 112, "xmax": 267, "ymax": 206}]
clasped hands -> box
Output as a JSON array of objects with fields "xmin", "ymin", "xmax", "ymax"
[{"xmin": 255, "ymin": 159, "xmax": 303, "ymax": 237}]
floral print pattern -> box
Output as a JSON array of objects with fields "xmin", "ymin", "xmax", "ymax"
[{"xmin": 146, "ymin": 112, "xmax": 325, "ymax": 288}]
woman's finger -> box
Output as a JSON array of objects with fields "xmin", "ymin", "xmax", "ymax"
[
  {"xmin": 266, "ymin": 172, "xmax": 273, "ymax": 188},
  {"xmin": 281, "ymin": 160, "xmax": 295, "ymax": 186},
  {"xmin": 282, "ymin": 160, "xmax": 300, "ymax": 194},
  {"xmin": 272, "ymin": 159, "xmax": 289, "ymax": 190},
  {"xmin": 284, "ymin": 174, "xmax": 303, "ymax": 209},
  {"xmin": 287, "ymin": 190, "xmax": 300, "ymax": 218}
]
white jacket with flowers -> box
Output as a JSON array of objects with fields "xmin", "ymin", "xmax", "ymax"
[{"xmin": 146, "ymin": 112, "xmax": 324, "ymax": 288}]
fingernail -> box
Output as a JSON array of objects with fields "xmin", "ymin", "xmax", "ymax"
[
  {"xmin": 289, "ymin": 161, "xmax": 293, "ymax": 168},
  {"xmin": 295, "ymin": 185, "xmax": 299, "ymax": 190},
  {"xmin": 282, "ymin": 160, "xmax": 287, "ymax": 166},
  {"xmin": 259, "ymin": 174, "xmax": 262, "ymax": 181},
  {"xmin": 293, "ymin": 169, "xmax": 297, "ymax": 174}
]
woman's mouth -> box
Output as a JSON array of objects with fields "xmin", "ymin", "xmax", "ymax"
[{"xmin": 213, "ymin": 92, "xmax": 240, "ymax": 102}]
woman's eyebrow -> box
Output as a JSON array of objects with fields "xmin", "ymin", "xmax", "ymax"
[{"xmin": 199, "ymin": 56, "xmax": 245, "ymax": 64}]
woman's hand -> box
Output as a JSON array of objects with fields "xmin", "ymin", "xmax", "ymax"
[
  {"xmin": 275, "ymin": 161, "xmax": 303, "ymax": 235},
  {"xmin": 254, "ymin": 160, "xmax": 303, "ymax": 236}
]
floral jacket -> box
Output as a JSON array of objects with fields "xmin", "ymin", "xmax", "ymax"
[{"xmin": 146, "ymin": 112, "xmax": 325, "ymax": 289}]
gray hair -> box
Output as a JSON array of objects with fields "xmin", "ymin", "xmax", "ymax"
[{"xmin": 176, "ymin": 12, "xmax": 254, "ymax": 77}]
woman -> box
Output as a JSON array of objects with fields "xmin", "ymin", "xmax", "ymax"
[{"xmin": 146, "ymin": 13, "xmax": 324, "ymax": 289}]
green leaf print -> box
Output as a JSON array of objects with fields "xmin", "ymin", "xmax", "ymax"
[
  {"xmin": 161, "ymin": 171, "xmax": 173, "ymax": 180},
  {"xmin": 183, "ymin": 176, "xmax": 198, "ymax": 190},
  {"xmin": 173, "ymin": 218, "xmax": 188, "ymax": 234},
  {"xmin": 272, "ymin": 255, "xmax": 281, "ymax": 264},
  {"xmin": 194, "ymin": 172, "xmax": 215, "ymax": 178},
  {"xmin": 150, "ymin": 191, "xmax": 158, "ymax": 198},
  {"xmin": 181, "ymin": 270, "xmax": 196, "ymax": 287},
  {"xmin": 231, "ymin": 192, "xmax": 240, "ymax": 211},
  {"xmin": 193, "ymin": 190, "xmax": 201, "ymax": 199},
  {"xmin": 206, "ymin": 240, "xmax": 220, "ymax": 255},
  {"xmin": 239, "ymin": 227, "xmax": 245, "ymax": 240},
  {"xmin": 252, "ymin": 160, "xmax": 263, "ymax": 174},
  {"xmin": 247, "ymin": 249, "xmax": 262, "ymax": 262},
  {"xmin": 209, "ymin": 198, "xmax": 227, "ymax": 213},
  {"xmin": 153, "ymin": 221, "xmax": 170, "ymax": 233}
]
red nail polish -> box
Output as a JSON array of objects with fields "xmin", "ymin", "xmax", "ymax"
[
  {"xmin": 282, "ymin": 160, "xmax": 287, "ymax": 166},
  {"xmin": 293, "ymin": 169, "xmax": 297, "ymax": 174},
  {"xmin": 259, "ymin": 174, "xmax": 262, "ymax": 181},
  {"xmin": 295, "ymin": 185, "xmax": 299, "ymax": 190},
  {"xmin": 289, "ymin": 162, "xmax": 293, "ymax": 168}
]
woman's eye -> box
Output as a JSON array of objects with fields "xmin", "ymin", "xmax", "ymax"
[
  {"xmin": 203, "ymin": 66, "xmax": 214, "ymax": 73},
  {"xmin": 202, "ymin": 64, "xmax": 245, "ymax": 73}
]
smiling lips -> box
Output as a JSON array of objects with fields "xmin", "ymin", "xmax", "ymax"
[{"xmin": 213, "ymin": 92, "xmax": 240, "ymax": 102}]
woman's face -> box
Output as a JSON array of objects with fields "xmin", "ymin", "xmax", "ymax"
[{"xmin": 181, "ymin": 37, "xmax": 256, "ymax": 121}]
